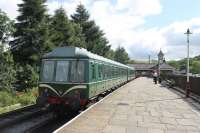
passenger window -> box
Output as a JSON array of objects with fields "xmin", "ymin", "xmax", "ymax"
[
  {"xmin": 91, "ymin": 63, "xmax": 96, "ymax": 80},
  {"xmin": 98, "ymin": 64, "xmax": 103, "ymax": 79}
]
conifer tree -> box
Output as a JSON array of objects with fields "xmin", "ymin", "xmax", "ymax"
[
  {"xmin": 71, "ymin": 4, "xmax": 110, "ymax": 56},
  {"xmin": 50, "ymin": 7, "xmax": 85, "ymax": 48},
  {"xmin": 11, "ymin": 0, "xmax": 52, "ymax": 65},
  {"xmin": 114, "ymin": 46, "xmax": 130, "ymax": 64}
]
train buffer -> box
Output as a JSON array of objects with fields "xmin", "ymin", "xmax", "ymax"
[{"xmin": 54, "ymin": 77, "xmax": 200, "ymax": 133}]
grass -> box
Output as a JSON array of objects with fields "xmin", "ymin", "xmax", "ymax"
[{"xmin": 0, "ymin": 88, "xmax": 38, "ymax": 114}]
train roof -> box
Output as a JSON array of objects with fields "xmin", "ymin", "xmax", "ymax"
[{"xmin": 43, "ymin": 47, "xmax": 134, "ymax": 70}]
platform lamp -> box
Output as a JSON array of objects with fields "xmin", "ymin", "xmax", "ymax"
[{"xmin": 184, "ymin": 28, "xmax": 192, "ymax": 98}]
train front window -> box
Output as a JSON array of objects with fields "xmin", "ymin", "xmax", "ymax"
[
  {"xmin": 70, "ymin": 61, "xmax": 85, "ymax": 82},
  {"xmin": 55, "ymin": 61, "xmax": 69, "ymax": 82},
  {"xmin": 42, "ymin": 60, "xmax": 54, "ymax": 82}
]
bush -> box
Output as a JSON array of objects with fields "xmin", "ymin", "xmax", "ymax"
[
  {"xmin": 15, "ymin": 64, "xmax": 39, "ymax": 91},
  {"xmin": 0, "ymin": 91, "xmax": 17, "ymax": 107},
  {"xmin": 0, "ymin": 88, "xmax": 37, "ymax": 107}
]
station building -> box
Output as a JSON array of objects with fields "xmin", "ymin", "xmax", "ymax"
[{"xmin": 128, "ymin": 50, "xmax": 175, "ymax": 77}]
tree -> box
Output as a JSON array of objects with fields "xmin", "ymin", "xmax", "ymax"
[
  {"xmin": 50, "ymin": 7, "xmax": 85, "ymax": 48},
  {"xmin": 114, "ymin": 46, "xmax": 129, "ymax": 64},
  {"xmin": 0, "ymin": 9, "xmax": 16, "ymax": 92},
  {"xmin": 105, "ymin": 49, "xmax": 115, "ymax": 60},
  {"xmin": 10, "ymin": 0, "xmax": 52, "ymax": 65},
  {"xmin": 0, "ymin": 9, "xmax": 14, "ymax": 45},
  {"xmin": 71, "ymin": 4, "xmax": 110, "ymax": 56},
  {"xmin": 0, "ymin": 45, "xmax": 16, "ymax": 91}
]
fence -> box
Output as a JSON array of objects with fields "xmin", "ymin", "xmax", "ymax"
[{"xmin": 162, "ymin": 74, "xmax": 200, "ymax": 96}]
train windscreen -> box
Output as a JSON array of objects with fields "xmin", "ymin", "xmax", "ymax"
[
  {"xmin": 41, "ymin": 60, "xmax": 84, "ymax": 83},
  {"xmin": 41, "ymin": 60, "xmax": 54, "ymax": 82},
  {"xmin": 55, "ymin": 61, "xmax": 69, "ymax": 82}
]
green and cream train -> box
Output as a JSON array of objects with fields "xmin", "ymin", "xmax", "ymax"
[{"xmin": 37, "ymin": 47, "xmax": 135, "ymax": 111}]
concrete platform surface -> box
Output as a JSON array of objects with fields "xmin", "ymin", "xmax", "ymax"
[{"xmin": 55, "ymin": 77, "xmax": 200, "ymax": 133}]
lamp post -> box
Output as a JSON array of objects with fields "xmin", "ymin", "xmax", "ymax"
[{"xmin": 184, "ymin": 28, "xmax": 192, "ymax": 98}]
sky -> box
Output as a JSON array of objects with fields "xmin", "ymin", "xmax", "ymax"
[{"xmin": 1, "ymin": 0, "xmax": 200, "ymax": 61}]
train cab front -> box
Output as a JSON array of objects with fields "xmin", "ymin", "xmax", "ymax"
[{"xmin": 37, "ymin": 59, "xmax": 88, "ymax": 113}]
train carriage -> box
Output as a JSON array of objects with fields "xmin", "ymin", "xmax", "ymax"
[{"xmin": 37, "ymin": 47, "xmax": 135, "ymax": 112}]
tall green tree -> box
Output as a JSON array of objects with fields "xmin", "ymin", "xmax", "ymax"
[
  {"xmin": 71, "ymin": 4, "xmax": 110, "ymax": 56},
  {"xmin": 10, "ymin": 0, "xmax": 52, "ymax": 65},
  {"xmin": 0, "ymin": 45, "xmax": 16, "ymax": 91},
  {"xmin": 0, "ymin": 10, "xmax": 16, "ymax": 91},
  {"xmin": 0, "ymin": 9, "xmax": 14, "ymax": 45},
  {"xmin": 114, "ymin": 46, "xmax": 129, "ymax": 64},
  {"xmin": 50, "ymin": 7, "xmax": 85, "ymax": 48}
]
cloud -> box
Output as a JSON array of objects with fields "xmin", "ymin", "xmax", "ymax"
[
  {"xmin": 1, "ymin": 0, "xmax": 200, "ymax": 61},
  {"xmin": 0, "ymin": 0, "xmax": 22, "ymax": 19}
]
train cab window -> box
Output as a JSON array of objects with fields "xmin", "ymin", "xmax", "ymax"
[
  {"xmin": 55, "ymin": 61, "xmax": 69, "ymax": 82},
  {"xmin": 70, "ymin": 61, "xmax": 85, "ymax": 82},
  {"xmin": 41, "ymin": 60, "xmax": 54, "ymax": 82}
]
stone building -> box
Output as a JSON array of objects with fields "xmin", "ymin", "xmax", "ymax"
[{"xmin": 128, "ymin": 50, "xmax": 175, "ymax": 77}]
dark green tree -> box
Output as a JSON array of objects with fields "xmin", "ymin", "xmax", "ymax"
[
  {"xmin": 0, "ymin": 9, "xmax": 16, "ymax": 92},
  {"xmin": 114, "ymin": 46, "xmax": 130, "ymax": 64},
  {"xmin": 50, "ymin": 7, "xmax": 85, "ymax": 48},
  {"xmin": 11, "ymin": 0, "xmax": 52, "ymax": 65},
  {"xmin": 0, "ymin": 45, "xmax": 16, "ymax": 92},
  {"xmin": 71, "ymin": 4, "xmax": 110, "ymax": 56},
  {"xmin": 0, "ymin": 9, "xmax": 14, "ymax": 45}
]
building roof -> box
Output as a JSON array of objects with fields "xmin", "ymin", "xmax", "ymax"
[
  {"xmin": 128, "ymin": 64, "xmax": 155, "ymax": 70},
  {"xmin": 152, "ymin": 63, "xmax": 175, "ymax": 70},
  {"xmin": 43, "ymin": 47, "xmax": 134, "ymax": 70},
  {"xmin": 128, "ymin": 63, "xmax": 175, "ymax": 71},
  {"xmin": 158, "ymin": 50, "xmax": 164, "ymax": 56}
]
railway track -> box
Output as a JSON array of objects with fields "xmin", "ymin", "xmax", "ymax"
[
  {"xmin": 0, "ymin": 104, "xmax": 54, "ymax": 133},
  {"xmin": 0, "ymin": 83, "xmax": 122, "ymax": 133}
]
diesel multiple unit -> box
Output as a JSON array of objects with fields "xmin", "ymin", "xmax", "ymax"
[{"xmin": 37, "ymin": 47, "xmax": 135, "ymax": 112}]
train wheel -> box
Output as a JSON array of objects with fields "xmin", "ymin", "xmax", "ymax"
[{"xmin": 70, "ymin": 98, "xmax": 80, "ymax": 113}]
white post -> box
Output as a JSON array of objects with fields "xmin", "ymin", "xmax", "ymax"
[
  {"xmin": 187, "ymin": 34, "xmax": 189, "ymax": 83},
  {"xmin": 184, "ymin": 28, "xmax": 192, "ymax": 97}
]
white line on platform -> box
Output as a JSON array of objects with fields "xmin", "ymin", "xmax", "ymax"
[{"xmin": 53, "ymin": 90, "xmax": 114, "ymax": 133}]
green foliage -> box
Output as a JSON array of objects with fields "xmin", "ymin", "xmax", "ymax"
[
  {"xmin": 11, "ymin": 0, "xmax": 52, "ymax": 64},
  {"xmin": 71, "ymin": 4, "xmax": 110, "ymax": 56},
  {"xmin": 16, "ymin": 90, "xmax": 36, "ymax": 105},
  {"xmin": 168, "ymin": 55, "xmax": 200, "ymax": 74},
  {"xmin": 114, "ymin": 46, "xmax": 130, "ymax": 64},
  {"xmin": 16, "ymin": 64, "xmax": 39, "ymax": 91},
  {"xmin": 0, "ymin": 46, "xmax": 16, "ymax": 91},
  {"xmin": 0, "ymin": 88, "xmax": 37, "ymax": 108},
  {"xmin": 105, "ymin": 49, "xmax": 115, "ymax": 60},
  {"xmin": 50, "ymin": 7, "xmax": 85, "ymax": 48},
  {"xmin": 168, "ymin": 60, "xmax": 179, "ymax": 69},
  {"xmin": 0, "ymin": 9, "xmax": 14, "ymax": 44},
  {"xmin": 0, "ymin": 91, "xmax": 17, "ymax": 107},
  {"xmin": 190, "ymin": 61, "xmax": 200, "ymax": 74}
]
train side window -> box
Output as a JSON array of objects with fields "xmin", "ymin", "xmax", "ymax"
[
  {"xmin": 98, "ymin": 64, "xmax": 101, "ymax": 79},
  {"xmin": 91, "ymin": 63, "xmax": 96, "ymax": 80}
]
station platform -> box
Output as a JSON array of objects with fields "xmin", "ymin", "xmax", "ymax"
[{"xmin": 54, "ymin": 77, "xmax": 200, "ymax": 133}]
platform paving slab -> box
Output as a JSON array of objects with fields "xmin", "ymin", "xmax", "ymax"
[{"xmin": 55, "ymin": 77, "xmax": 200, "ymax": 133}]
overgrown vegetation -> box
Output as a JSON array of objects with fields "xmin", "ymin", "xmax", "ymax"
[
  {"xmin": 0, "ymin": 1, "xmax": 131, "ymax": 109},
  {"xmin": 168, "ymin": 56, "xmax": 200, "ymax": 74}
]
